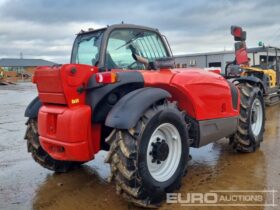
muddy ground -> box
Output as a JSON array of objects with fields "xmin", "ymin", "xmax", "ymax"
[{"xmin": 0, "ymin": 83, "xmax": 279, "ymax": 210}]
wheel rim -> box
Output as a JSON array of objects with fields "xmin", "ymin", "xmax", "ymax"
[
  {"xmin": 250, "ymin": 98, "xmax": 263, "ymax": 137},
  {"xmin": 146, "ymin": 123, "xmax": 182, "ymax": 182}
]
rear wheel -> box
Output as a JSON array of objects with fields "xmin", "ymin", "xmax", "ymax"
[
  {"xmin": 24, "ymin": 118, "xmax": 83, "ymax": 172},
  {"xmin": 231, "ymin": 83, "xmax": 265, "ymax": 152},
  {"xmin": 105, "ymin": 101, "xmax": 189, "ymax": 207}
]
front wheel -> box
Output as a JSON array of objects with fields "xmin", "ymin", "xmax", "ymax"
[
  {"xmin": 231, "ymin": 83, "xmax": 265, "ymax": 152},
  {"xmin": 105, "ymin": 101, "xmax": 189, "ymax": 207}
]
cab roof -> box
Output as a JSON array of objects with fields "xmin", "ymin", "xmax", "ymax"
[{"xmin": 78, "ymin": 23, "xmax": 160, "ymax": 35}]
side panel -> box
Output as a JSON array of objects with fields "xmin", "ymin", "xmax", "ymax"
[
  {"xmin": 198, "ymin": 116, "xmax": 238, "ymax": 147},
  {"xmin": 141, "ymin": 69, "xmax": 197, "ymax": 117},
  {"xmin": 142, "ymin": 68, "xmax": 240, "ymax": 120}
]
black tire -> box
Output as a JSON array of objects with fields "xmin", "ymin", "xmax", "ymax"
[
  {"xmin": 231, "ymin": 83, "xmax": 265, "ymax": 152},
  {"xmin": 105, "ymin": 101, "xmax": 189, "ymax": 207},
  {"xmin": 24, "ymin": 118, "xmax": 84, "ymax": 172}
]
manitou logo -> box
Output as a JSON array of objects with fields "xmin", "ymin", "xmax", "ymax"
[
  {"xmin": 71, "ymin": 98, "xmax": 79, "ymax": 104},
  {"xmin": 166, "ymin": 190, "xmax": 278, "ymax": 207}
]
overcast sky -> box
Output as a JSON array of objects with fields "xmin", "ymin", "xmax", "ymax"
[{"xmin": 0, "ymin": 0, "xmax": 279, "ymax": 63}]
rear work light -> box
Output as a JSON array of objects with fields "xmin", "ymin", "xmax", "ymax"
[{"xmin": 95, "ymin": 72, "xmax": 118, "ymax": 84}]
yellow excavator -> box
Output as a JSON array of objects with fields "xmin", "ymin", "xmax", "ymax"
[
  {"xmin": 226, "ymin": 26, "xmax": 280, "ymax": 106},
  {"xmin": 241, "ymin": 46, "xmax": 280, "ymax": 105}
]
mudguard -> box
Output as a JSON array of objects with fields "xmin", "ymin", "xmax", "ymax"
[
  {"xmin": 105, "ymin": 87, "xmax": 171, "ymax": 129},
  {"xmin": 24, "ymin": 97, "xmax": 42, "ymax": 118},
  {"xmin": 233, "ymin": 76, "xmax": 266, "ymax": 94},
  {"xmin": 86, "ymin": 71, "xmax": 144, "ymax": 122}
]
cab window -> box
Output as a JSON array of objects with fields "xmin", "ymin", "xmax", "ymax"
[
  {"xmin": 74, "ymin": 30, "xmax": 103, "ymax": 66},
  {"xmin": 106, "ymin": 29, "xmax": 168, "ymax": 69}
]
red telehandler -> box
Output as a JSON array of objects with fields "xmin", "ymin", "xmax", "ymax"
[{"xmin": 24, "ymin": 24, "xmax": 265, "ymax": 207}]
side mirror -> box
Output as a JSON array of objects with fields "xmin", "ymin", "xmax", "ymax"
[
  {"xmin": 132, "ymin": 53, "xmax": 175, "ymax": 70},
  {"xmin": 231, "ymin": 26, "xmax": 246, "ymax": 41},
  {"xmin": 154, "ymin": 57, "xmax": 175, "ymax": 69}
]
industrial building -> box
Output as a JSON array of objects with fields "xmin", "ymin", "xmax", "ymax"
[
  {"xmin": 174, "ymin": 46, "xmax": 280, "ymax": 73},
  {"xmin": 0, "ymin": 58, "xmax": 56, "ymax": 83},
  {"xmin": 0, "ymin": 58, "xmax": 56, "ymax": 73}
]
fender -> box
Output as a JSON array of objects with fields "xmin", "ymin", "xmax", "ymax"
[
  {"xmin": 233, "ymin": 76, "xmax": 266, "ymax": 94},
  {"xmin": 24, "ymin": 97, "xmax": 42, "ymax": 118},
  {"xmin": 105, "ymin": 87, "xmax": 171, "ymax": 129},
  {"xmin": 227, "ymin": 81, "xmax": 239, "ymax": 110},
  {"xmin": 87, "ymin": 71, "xmax": 144, "ymax": 122}
]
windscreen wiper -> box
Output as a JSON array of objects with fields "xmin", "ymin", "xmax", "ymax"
[{"xmin": 115, "ymin": 32, "xmax": 144, "ymax": 50}]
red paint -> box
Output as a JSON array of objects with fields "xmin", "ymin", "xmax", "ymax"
[
  {"xmin": 34, "ymin": 64, "xmax": 98, "ymax": 107},
  {"xmin": 233, "ymin": 27, "xmax": 242, "ymax": 37},
  {"xmin": 35, "ymin": 64, "xmax": 101, "ymax": 161},
  {"xmin": 141, "ymin": 68, "xmax": 239, "ymax": 120},
  {"xmin": 207, "ymin": 69, "xmax": 221, "ymax": 74},
  {"xmin": 235, "ymin": 46, "xmax": 249, "ymax": 65},
  {"xmin": 38, "ymin": 105, "xmax": 100, "ymax": 161}
]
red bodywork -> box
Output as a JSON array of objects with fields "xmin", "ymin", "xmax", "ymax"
[
  {"xmin": 235, "ymin": 43, "xmax": 249, "ymax": 65},
  {"xmin": 34, "ymin": 64, "xmax": 239, "ymax": 162},
  {"xmin": 142, "ymin": 68, "xmax": 239, "ymax": 120},
  {"xmin": 34, "ymin": 64, "xmax": 101, "ymax": 161}
]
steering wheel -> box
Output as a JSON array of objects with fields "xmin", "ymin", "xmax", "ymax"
[{"xmin": 127, "ymin": 61, "xmax": 138, "ymax": 69}]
